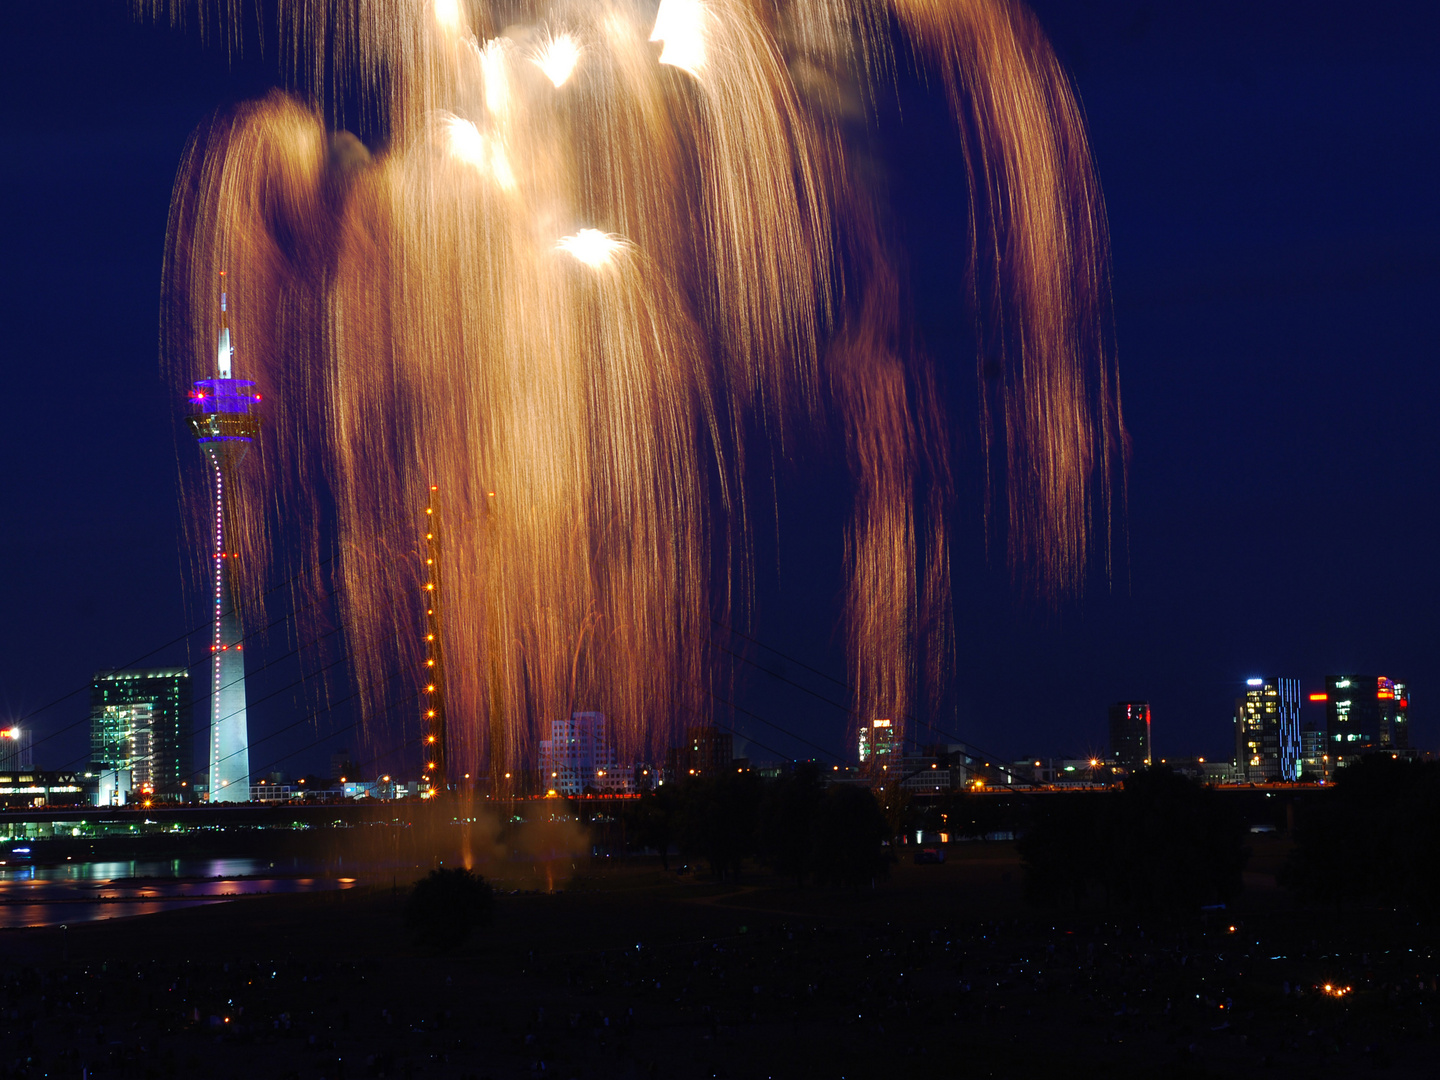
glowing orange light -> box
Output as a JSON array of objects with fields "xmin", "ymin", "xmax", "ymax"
[
  {"xmin": 1309, "ymin": 693, "xmax": 1328, "ymax": 702},
  {"xmin": 532, "ymin": 32, "xmax": 581, "ymax": 88}
]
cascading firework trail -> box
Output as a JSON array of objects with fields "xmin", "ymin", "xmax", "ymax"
[{"xmin": 156, "ymin": 0, "xmax": 1124, "ymax": 787}]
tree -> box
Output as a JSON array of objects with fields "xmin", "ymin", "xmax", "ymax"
[
  {"xmin": 629, "ymin": 784, "xmax": 681, "ymax": 869},
  {"xmin": 810, "ymin": 784, "xmax": 891, "ymax": 887},
  {"xmin": 1100, "ymin": 767, "xmax": 1247, "ymax": 912},
  {"xmin": 675, "ymin": 771, "xmax": 763, "ymax": 881},
  {"xmin": 1017, "ymin": 794, "xmax": 1104, "ymax": 908},
  {"xmin": 1282, "ymin": 756, "xmax": 1440, "ymax": 917},
  {"xmin": 404, "ymin": 867, "xmax": 495, "ymax": 952},
  {"xmin": 946, "ymin": 789, "xmax": 1010, "ymax": 842},
  {"xmin": 757, "ymin": 762, "xmax": 826, "ymax": 885},
  {"xmin": 1019, "ymin": 768, "xmax": 1246, "ymax": 913}
]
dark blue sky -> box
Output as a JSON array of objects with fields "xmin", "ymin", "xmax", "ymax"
[{"xmin": 2, "ymin": 1, "xmax": 1438, "ymax": 777}]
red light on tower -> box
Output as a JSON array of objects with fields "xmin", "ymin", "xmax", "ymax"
[{"xmin": 1308, "ymin": 692, "xmax": 1328, "ymax": 703}]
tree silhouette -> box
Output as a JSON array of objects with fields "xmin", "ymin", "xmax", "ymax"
[{"xmin": 404, "ymin": 867, "xmax": 495, "ymax": 952}]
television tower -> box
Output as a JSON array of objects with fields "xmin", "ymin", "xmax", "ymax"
[
  {"xmin": 186, "ymin": 271, "xmax": 260, "ymax": 802},
  {"xmin": 422, "ymin": 485, "xmax": 448, "ymax": 796}
]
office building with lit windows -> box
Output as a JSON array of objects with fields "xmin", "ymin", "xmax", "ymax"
[
  {"xmin": 1300, "ymin": 723, "xmax": 1329, "ymax": 780},
  {"xmin": 665, "ymin": 726, "xmax": 735, "ymax": 780},
  {"xmin": 89, "ymin": 669, "xmax": 193, "ymax": 801},
  {"xmin": 1107, "ymin": 701, "xmax": 1152, "ymax": 773},
  {"xmin": 858, "ymin": 718, "xmax": 899, "ymax": 766},
  {"xmin": 1323, "ymin": 675, "xmax": 1410, "ymax": 765},
  {"xmin": 0, "ymin": 770, "xmax": 86, "ymax": 808},
  {"xmin": 540, "ymin": 712, "xmax": 629, "ymax": 795},
  {"xmin": 1233, "ymin": 677, "xmax": 1301, "ymax": 782}
]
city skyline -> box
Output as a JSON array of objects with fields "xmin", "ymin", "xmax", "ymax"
[{"xmin": 2, "ymin": 2, "xmax": 1438, "ymax": 779}]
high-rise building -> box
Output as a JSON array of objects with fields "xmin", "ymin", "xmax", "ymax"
[
  {"xmin": 1107, "ymin": 701, "xmax": 1152, "ymax": 773},
  {"xmin": 1300, "ymin": 724, "xmax": 1328, "ymax": 780},
  {"xmin": 540, "ymin": 712, "xmax": 629, "ymax": 795},
  {"xmin": 1323, "ymin": 675, "xmax": 1410, "ymax": 766},
  {"xmin": 0, "ymin": 727, "xmax": 32, "ymax": 771},
  {"xmin": 858, "ymin": 719, "xmax": 898, "ymax": 766},
  {"xmin": 186, "ymin": 273, "xmax": 260, "ymax": 803},
  {"xmin": 1233, "ymin": 677, "xmax": 1301, "ymax": 782},
  {"xmin": 90, "ymin": 669, "xmax": 193, "ymax": 800},
  {"xmin": 330, "ymin": 748, "xmax": 356, "ymax": 781},
  {"xmin": 666, "ymin": 726, "xmax": 735, "ymax": 779}
]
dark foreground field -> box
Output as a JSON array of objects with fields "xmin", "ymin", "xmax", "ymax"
[{"xmin": 3, "ymin": 840, "xmax": 1438, "ymax": 1079}]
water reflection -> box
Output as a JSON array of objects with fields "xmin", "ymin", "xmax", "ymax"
[{"xmin": 0, "ymin": 857, "xmax": 358, "ymax": 928}]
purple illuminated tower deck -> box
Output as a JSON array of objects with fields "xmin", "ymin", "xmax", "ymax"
[{"xmin": 186, "ymin": 273, "xmax": 260, "ymax": 802}]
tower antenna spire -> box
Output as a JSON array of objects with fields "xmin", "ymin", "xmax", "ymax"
[{"xmin": 217, "ymin": 269, "xmax": 232, "ymax": 379}]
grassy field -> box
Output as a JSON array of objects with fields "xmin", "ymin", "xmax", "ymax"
[{"xmin": 2, "ymin": 839, "xmax": 1438, "ymax": 1079}]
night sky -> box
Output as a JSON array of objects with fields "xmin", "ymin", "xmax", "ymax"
[{"xmin": 2, "ymin": 1, "xmax": 1438, "ymax": 780}]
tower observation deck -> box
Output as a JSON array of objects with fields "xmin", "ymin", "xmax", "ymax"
[{"xmin": 186, "ymin": 273, "xmax": 260, "ymax": 802}]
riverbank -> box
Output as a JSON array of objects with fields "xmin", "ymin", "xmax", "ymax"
[{"xmin": 2, "ymin": 841, "xmax": 1436, "ymax": 1079}]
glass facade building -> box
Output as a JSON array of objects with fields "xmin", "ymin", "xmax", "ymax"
[
  {"xmin": 90, "ymin": 669, "xmax": 193, "ymax": 800},
  {"xmin": 1300, "ymin": 723, "xmax": 1329, "ymax": 780},
  {"xmin": 1325, "ymin": 675, "xmax": 1409, "ymax": 765},
  {"xmin": 1233, "ymin": 677, "xmax": 1301, "ymax": 782}
]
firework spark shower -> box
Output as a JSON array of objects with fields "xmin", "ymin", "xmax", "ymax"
[{"xmin": 155, "ymin": 0, "xmax": 1123, "ymax": 787}]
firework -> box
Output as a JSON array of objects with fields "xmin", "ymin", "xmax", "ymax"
[{"xmin": 156, "ymin": 0, "xmax": 1123, "ymax": 786}]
